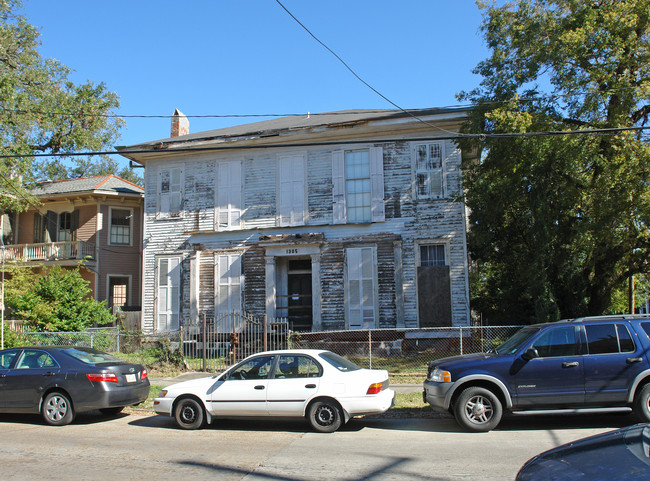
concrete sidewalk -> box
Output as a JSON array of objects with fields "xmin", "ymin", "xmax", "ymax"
[{"xmin": 149, "ymin": 372, "xmax": 421, "ymax": 393}]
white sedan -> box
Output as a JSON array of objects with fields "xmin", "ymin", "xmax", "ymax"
[{"xmin": 154, "ymin": 349, "xmax": 395, "ymax": 432}]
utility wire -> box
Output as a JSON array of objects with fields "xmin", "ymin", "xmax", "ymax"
[{"xmin": 0, "ymin": 126, "xmax": 648, "ymax": 160}]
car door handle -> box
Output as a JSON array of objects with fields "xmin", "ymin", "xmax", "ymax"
[
  {"xmin": 627, "ymin": 357, "xmax": 643, "ymax": 364},
  {"xmin": 305, "ymin": 384, "xmax": 316, "ymax": 389},
  {"xmin": 562, "ymin": 362, "xmax": 579, "ymax": 368},
  {"xmin": 43, "ymin": 372, "xmax": 56, "ymax": 376},
  {"xmin": 254, "ymin": 385, "xmax": 265, "ymax": 390}
]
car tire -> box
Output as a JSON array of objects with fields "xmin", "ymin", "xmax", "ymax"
[
  {"xmin": 174, "ymin": 398, "xmax": 205, "ymax": 430},
  {"xmin": 99, "ymin": 407, "xmax": 124, "ymax": 416},
  {"xmin": 307, "ymin": 400, "xmax": 343, "ymax": 433},
  {"xmin": 634, "ymin": 384, "xmax": 650, "ymax": 422},
  {"xmin": 453, "ymin": 386, "xmax": 502, "ymax": 432},
  {"xmin": 42, "ymin": 391, "xmax": 74, "ymax": 426}
]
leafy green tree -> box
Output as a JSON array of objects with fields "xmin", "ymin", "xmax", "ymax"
[
  {"xmin": 459, "ymin": 0, "xmax": 650, "ymax": 323},
  {"xmin": 0, "ymin": 0, "xmax": 135, "ymax": 212},
  {"xmin": 5, "ymin": 265, "xmax": 115, "ymax": 331}
]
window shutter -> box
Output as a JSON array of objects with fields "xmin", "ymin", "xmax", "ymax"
[
  {"xmin": 217, "ymin": 161, "xmax": 242, "ymax": 231},
  {"xmin": 332, "ymin": 150, "xmax": 346, "ymax": 224},
  {"xmin": 170, "ymin": 168, "xmax": 183, "ymax": 215},
  {"xmin": 279, "ymin": 155, "xmax": 305, "ymax": 227},
  {"xmin": 33, "ymin": 213, "xmax": 44, "ymax": 243},
  {"xmin": 369, "ymin": 146, "xmax": 385, "ymax": 222},
  {"xmin": 72, "ymin": 209, "xmax": 79, "ymax": 241},
  {"xmin": 45, "ymin": 210, "xmax": 58, "ymax": 242}
]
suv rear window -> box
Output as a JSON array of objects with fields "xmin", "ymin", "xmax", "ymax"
[{"xmin": 585, "ymin": 324, "xmax": 635, "ymax": 354}]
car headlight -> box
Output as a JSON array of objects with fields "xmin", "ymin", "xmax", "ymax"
[{"xmin": 429, "ymin": 367, "xmax": 451, "ymax": 383}]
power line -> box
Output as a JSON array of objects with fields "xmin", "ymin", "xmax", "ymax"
[
  {"xmin": 0, "ymin": 125, "xmax": 648, "ymax": 160},
  {"xmin": 273, "ymin": 0, "xmax": 461, "ymax": 137}
]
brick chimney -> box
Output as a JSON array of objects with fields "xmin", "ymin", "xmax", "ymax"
[{"xmin": 170, "ymin": 108, "xmax": 189, "ymax": 137}]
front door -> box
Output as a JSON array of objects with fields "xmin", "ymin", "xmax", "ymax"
[{"xmin": 287, "ymin": 259, "xmax": 312, "ymax": 331}]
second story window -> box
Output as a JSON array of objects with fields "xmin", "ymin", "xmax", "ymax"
[
  {"xmin": 58, "ymin": 212, "xmax": 74, "ymax": 241},
  {"xmin": 159, "ymin": 167, "xmax": 183, "ymax": 218},
  {"xmin": 216, "ymin": 161, "xmax": 243, "ymax": 231},
  {"xmin": 414, "ymin": 142, "xmax": 445, "ymax": 199},
  {"xmin": 332, "ymin": 147, "xmax": 385, "ymax": 224},
  {"xmin": 110, "ymin": 208, "xmax": 132, "ymax": 245}
]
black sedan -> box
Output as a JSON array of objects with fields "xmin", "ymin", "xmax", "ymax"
[
  {"xmin": 516, "ymin": 423, "xmax": 650, "ymax": 480},
  {"xmin": 0, "ymin": 346, "xmax": 150, "ymax": 426}
]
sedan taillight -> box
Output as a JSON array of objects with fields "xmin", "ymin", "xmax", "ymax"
[
  {"xmin": 141, "ymin": 368, "xmax": 148, "ymax": 380},
  {"xmin": 87, "ymin": 372, "xmax": 119, "ymax": 383},
  {"xmin": 366, "ymin": 382, "xmax": 384, "ymax": 395}
]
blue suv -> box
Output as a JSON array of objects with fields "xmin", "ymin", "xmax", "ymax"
[{"xmin": 423, "ymin": 315, "xmax": 650, "ymax": 431}]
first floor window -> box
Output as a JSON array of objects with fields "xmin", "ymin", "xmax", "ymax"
[
  {"xmin": 158, "ymin": 257, "xmax": 180, "ymax": 331},
  {"xmin": 346, "ymin": 247, "xmax": 376, "ymax": 329},
  {"xmin": 108, "ymin": 276, "xmax": 130, "ymax": 309},
  {"xmin": 216, "ymin": 253, "xmax": 242, "ymax": 315}
]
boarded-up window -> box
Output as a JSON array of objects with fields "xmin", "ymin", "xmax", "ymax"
[
  {"xmin": 346, "ymin": 247, "xmax": 376, "ymax": 329},
  {"xmin": 417, "ymin": 244, "xmax": 452, "ymax": 327},
  {"xmin": 216, "ymin": 161, "xmax": 242, "ymax": 231}
]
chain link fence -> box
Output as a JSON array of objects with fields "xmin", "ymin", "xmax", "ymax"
[
  {"xmin": 289, "ymin": 326, "xmax": 523, "ymax": 381},
  {"xmin": 9, "ymin": 323, "xmax": 524, "ymax": 381}
]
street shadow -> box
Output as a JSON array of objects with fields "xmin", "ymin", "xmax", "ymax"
[{"xmin": 0, "ymin": 410, "xmax": 130, "ymax": 427}]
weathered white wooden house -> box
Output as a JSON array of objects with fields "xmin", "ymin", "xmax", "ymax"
[{"xmin": 117, "ymin": 108, "xmax": 472, "ymax": 333}]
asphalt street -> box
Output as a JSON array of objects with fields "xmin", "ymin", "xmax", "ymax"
[{"xmin": 0, "ymin": 408, "xmax": 634, "ymax": 480}]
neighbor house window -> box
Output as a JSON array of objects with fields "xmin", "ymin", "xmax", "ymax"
[
  {"xmin": 414, "ymin": 142, "xmax": 445, "ymax": 199},
  {"xmin": 58, "ymin": 211, "xmax": 75, "ymax": 241},
  {"xmin": 158, "ymin": 167, "xmax": 183, "ymax": 217},
  {"xmin": 346, "ymin": 247, "xmax": 377, "ymax": 329},
  {"xmin": 157, "ymin": 257, "xmax": 180, "ymax": 331},
  {"xmin": 109, "ymin": 208, "xmax": 132, "ymax": 245},
  {"xmin": 216, "ymin": 161, "xmax": 242, "ymax": 231},
  {"xmin": 332, "ymin": 147, "xmax": 384, "ymax": 224},
  {"xmin": 278, "ymin": 154, "xmax": 306, "ymax": 227}
]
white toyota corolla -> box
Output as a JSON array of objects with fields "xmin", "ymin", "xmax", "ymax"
[{"xmin": 154, "ymin": 349, "xmax": 395, "ymax": 432}]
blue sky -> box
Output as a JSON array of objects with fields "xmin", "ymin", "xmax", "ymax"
[{"xmin": 22, "ymin": 1, "xmax": 489, "ymax": 167}]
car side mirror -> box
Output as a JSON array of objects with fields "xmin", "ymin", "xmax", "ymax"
[{"xmin": 522, "ymin": 348, "xmax": 539, "ymax": 361}]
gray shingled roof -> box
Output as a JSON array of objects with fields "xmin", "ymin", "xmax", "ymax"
[
  {"xmin": 119, "ymin": 107, "xmax": 468, "ymax": 148},
  {"xmin": 31, "ymin": 175, "xmax": 144, "ymax": 197}
]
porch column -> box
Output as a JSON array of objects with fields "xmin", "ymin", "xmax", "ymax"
[
  {"xmin": 265, "ymin": 256, "xmax": 276, "ymax": 325},
  {"xmin": 310, "ymin": 253, "xmax": 322, "ymax": 331}
]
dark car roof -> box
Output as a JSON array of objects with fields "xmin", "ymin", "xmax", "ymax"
[{"xmin": 527, "ymin": 314, "xmax": 650, "ymax": 329}]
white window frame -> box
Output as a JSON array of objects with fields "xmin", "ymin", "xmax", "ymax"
[
  {"xmin": 108, "ymin": 207, "xmax": 133, "ymax": 246},
  {"xmin": 413, "ymin": 141, "xmax": 446, "ymax": 199},
  {"xmin": 332, "ymin": 147, "xmax": 384, "ymax": 224},
  {"xmin": 215, "ymin": 161, "xmax": 243, "ymax": 231},
  {"xmin": 156, "ymin": 256, "xmax": 181, "ymax": 332},
  {"xmin": 345, "ymin": 246, "xmax": 378, "ymax": 329},
  {"xmin": 158, "ymin": 166, "xmax": 184, "ymax": 218},
  {"xmin": 277, "ymin": 153, "xmax": 307, "ymax": 227}
]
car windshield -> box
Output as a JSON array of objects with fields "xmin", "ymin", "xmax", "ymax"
[
  {"xmin": 319, "ymin": 351, "xmax": 361, "ymax": 372},
  {"xmin": 63, "ymin": 348, "xmax": 124, "ymax": 365},
  {"xmin": 493, "ymin": 326, "xmax": 541, "ymax": 355}
]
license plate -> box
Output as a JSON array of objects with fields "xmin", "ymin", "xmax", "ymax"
[{"xmin": 125, "ymin": 374, "xmax": 137, "ymax": 383}]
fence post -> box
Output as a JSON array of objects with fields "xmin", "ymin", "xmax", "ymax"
[
  {"xmin": 90, "ymin": 332, "xmax": 94, "ymax": 349},
  {"xmin": 459, "ymin": 327, "xmax": 463, "ymax": 356},
  {"xmin": 369, "ymin": 330, "xmax": 372, "ymax": 369},
  {"xmin": 263, "ymin": 314, "xmax": 268, "ymax": 351},
  {"xmin": 116, "ymin": 329, "xmax": 120, "ymax": 353},
  {"xmin": 202, "ymin": 313, "xmax": 207, "ymax": 372}
]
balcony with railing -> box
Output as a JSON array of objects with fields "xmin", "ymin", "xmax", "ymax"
[{"xmin": 2, "ymin": 241, "xmax": 96, "ymax": 266}]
